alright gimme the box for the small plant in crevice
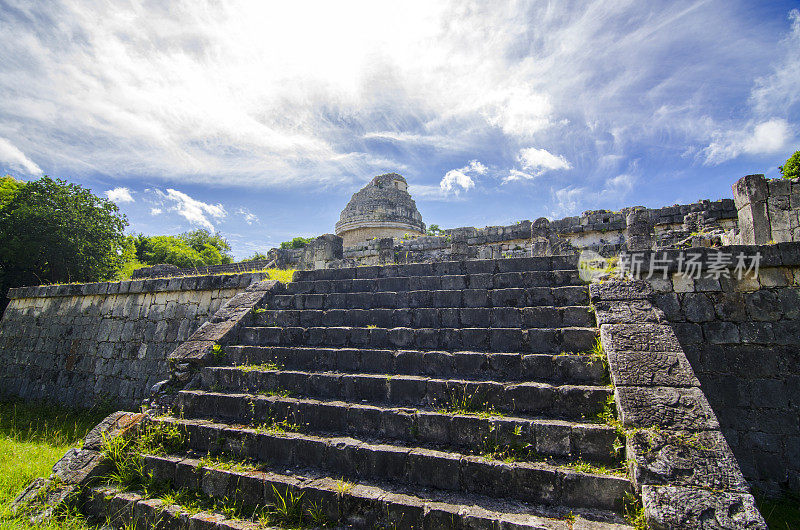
[268,485,305,526]
[436,386,503,418]
[623,491,647,529]
[478,424,536,463]
[596,394,626,462]
[335,479,355,495]
[561,458,626,477]
[237,361,282,372]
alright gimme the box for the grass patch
[435,387,503,418]
[0,399,113,528]
[560,459,626,477]
[754,489,800,529]
[266,268,296,284]
[237,362,282,372]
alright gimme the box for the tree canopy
[280,236,313,249]
[0,176,128,296]
[779,150,800,180]
[131,230,233,270]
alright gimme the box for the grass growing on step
[335,479,355,495]
[436,387,503,418]
[560,459,626,477]
[254,417,302,435]
[623,491,647,529]
[478,425,536,463]
[198,455,259,473]
[237,361,283,372]
[254,387,293,398]
[266,268,296,284]
[0,399,113,529]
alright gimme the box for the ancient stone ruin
[3,172,799,528]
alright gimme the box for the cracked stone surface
[615,386,719,430]
[606,350,700,387]
[628,429,749,492]
[642,485,766,529]
[600,324,682,354]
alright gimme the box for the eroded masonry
[3,172,798,528]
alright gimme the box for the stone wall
[628,243,800,494]
[734,173,800,244]
[0,272,266,409]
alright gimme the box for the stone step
[151,417,632,513]
[286,271,583,295]
[88,461,632,528]
[200,367,611,420]
[254,306,595,330]
[175,390,620,463]
[293,256,580,282]
[223,346,607,385]
[239,326,599,354]
[267,286,590,310]
[83,486,262,529]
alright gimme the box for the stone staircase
[87,257,635,528]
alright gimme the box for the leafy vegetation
[280,236,313,250]
[426,224,445,236]
[436,387,503,418]
[779,150,800,180]
[128,229,233,270]
[0,176,128,309]
[0,399,113,529]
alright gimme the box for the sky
[1,0,799,259]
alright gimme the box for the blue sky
[1,1,798,259]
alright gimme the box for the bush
[128,229,233,270]
[779,150,800,180]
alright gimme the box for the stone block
[615,386,719,431]
[641,485,766,530]
[600,323,681,354]
[606,349,699,387]
[589,280,653,301]
[627,429,748,492]
[702,321,740,344]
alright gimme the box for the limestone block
[642,485,766,530]
[671,273,694,293]
[628,429,748,492]
[593,300,665,325]
[606,350,699,387]
[600,323,682,354]
[615,386,719,431]
[589,280,653,301]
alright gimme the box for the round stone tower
[335,173,426,247]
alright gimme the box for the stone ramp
[89,257,634,528]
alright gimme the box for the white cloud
[105,187,134,203]
[236,207,259,225]
[154,188,226,230]
[703,118,793,165]
[150,207,163,215]
[439,160,486,195]
[519,148,572,172]
[751,9,800,116]
[0,137,41,175]
[504,169,536,183]
[550,173,637,217]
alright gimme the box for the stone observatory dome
[335,173,426,247]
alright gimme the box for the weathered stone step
[239,326,598,354]
[254,305,595,330]
[151,417,632,512]
[84,486,261,529]
[286,271,583,295]
[200,367,611,420]
[224,346,607,385]
[293,256,580,282]
[268,286,590,310]
[150,455,632,528]
[175,390,620,463]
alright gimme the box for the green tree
[0,175,25,207]
[243,252,268,261]
[129,229,233,270]
[779,150,800,180]
[0,177,128,302]
[426,224,445,236]
[280,236,313,249]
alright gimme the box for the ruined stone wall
[734,173,800,245]
[631,244,800,494]
[0,272,266,409]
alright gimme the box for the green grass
[266,268,296,284]
[0,399,113,529]
[754,490,800,529]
